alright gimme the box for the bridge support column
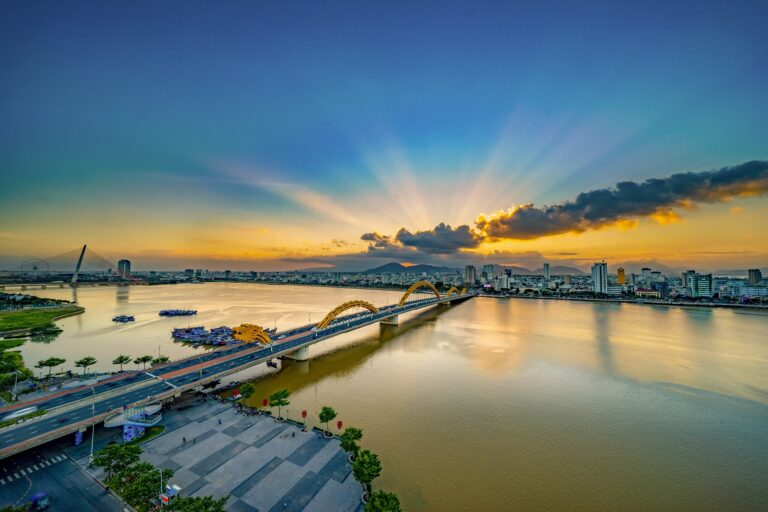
[286,346,310,361]
[380,315,399,326]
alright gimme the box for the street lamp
[88,387,96,465]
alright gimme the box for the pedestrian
[193,437,196,444]
[182,437,186,443]
[218,418,222,425]
[292,432,295,438]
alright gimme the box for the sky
[1,0,767,272]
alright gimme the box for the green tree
[268,388,290,419]
[111,461,173,511]
[151,356,170,366]
[38,356,66,377]
[365,490,401,512]
[352,449,382,492]
[75,356,97,376]
[318,406,337,436]
[168,495,229,512]
[93,443,142,479]
[134,355,153,369]
[112,354,131,372]
[238,382,255,400]
[339,426,363,458]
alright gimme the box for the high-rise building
[748,269,763,286]
[564,275,572,285]
[641,267,652,279]
[616,267,625,285]
[651,271,663,282]
[682,269,696,294]
[543,263,550,281]
[482,264,496,277]
[117,259,131,279]
[591,261,608,294]
[464,265,477,285]
[687,273,713,298]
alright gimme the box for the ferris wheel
[20,259,50,274]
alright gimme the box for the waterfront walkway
[85,394,364,512]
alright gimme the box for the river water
[16,283,768,510]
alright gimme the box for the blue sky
[1,0,767,271]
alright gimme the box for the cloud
[475,160,768,240]
[394,223,483,254]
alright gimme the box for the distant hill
[534,265,586,275]
[363,262,457,274]
[712,267,768,277]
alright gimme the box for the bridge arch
[445,287,460,296]
[232,324,272,344]
[316,300,379,329]
[398,280,442,307]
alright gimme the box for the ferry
[112,315,135,323]
[159,309,197,317]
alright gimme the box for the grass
[0,306,84,332]
[125,425,166,446]
[0,338,25,350]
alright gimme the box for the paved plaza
[85,395,364,512]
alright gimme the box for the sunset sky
[1,1,767,272]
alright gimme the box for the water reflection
[116,286,129,304]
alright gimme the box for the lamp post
[88,387,96,465]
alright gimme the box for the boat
[266,360,278,369]
[112,315,135,323]
[159,309,197,317]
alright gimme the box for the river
[16,283,768,510]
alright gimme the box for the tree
[134,355,153,369]
[151,356,170,366]
[238,382,255,400]
[340,427,363,458]
[268,389,290,419]
[365,490,401,512]
[111,461,173,511]
[38,357,66,378]
[93,443,142,479]
[168,495,229,512]
[318,406,337,435]
[112,355,131,372]
[352,449,382,492]
[75,356,97,376]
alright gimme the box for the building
[224,270,232,279]
[564,275,572,285]
[651,271,663,282]
[616,267,625,285]
[687,273,713,298]
[591,261,608,294]
[737,286,768,297]
[748,269,763,286]
[464,265,477,285]
[641,267,652,279]
[682,270,696,292]
[117,259,131,279]
[543,263,550,281]
[184,269,194,277]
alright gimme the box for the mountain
[363,262,457,274]
[500,265,534,275]
[534,265,586,275]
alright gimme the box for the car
[56,417,69,423]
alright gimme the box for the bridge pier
[285,346,310,361]
[380,315,399,326]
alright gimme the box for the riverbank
[0,306,85,337]
[479,293,768,310]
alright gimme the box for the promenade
[84,393,364,512]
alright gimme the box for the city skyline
[2,1,768,272]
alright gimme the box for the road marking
[45,460,51,466]
[19,469,26,475]
[0,477,6,484]
[13,472,19,478]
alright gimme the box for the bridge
[0,282,474,459]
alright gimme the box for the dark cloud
[394,223,482,254]
[476,160,768,240]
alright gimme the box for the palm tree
[112,355,131,372]
[74,356,97,376]
[340,427,363,459]
[39,357,66,378]
[151,356,170,366]
[318,406,337,436]
[134,355,153,369]
[268,389,290,419]
[353,449,382,495]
